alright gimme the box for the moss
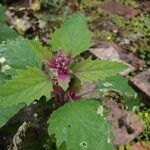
[109,12,150,65]
[136,107,150,142]
[80,0,150,66]
[115,0,138,7]
[119,144,131,150]
[94,30,115,41]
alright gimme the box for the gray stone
[130,69,150,104]
[78,81,100,99]
[90,41,135,76]
[90,47,120,60]
[106,99,145,146]
[102,1,141,19]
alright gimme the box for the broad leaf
[1,38,42,73]
[48,99,115,150]
[0,103,25,128]
[0,5,18,43]
[0,67,52,107]
[0,73,9,85]
[51,13,92,56]
[71,58,127,82]
[97,75,140,111]
[31,40,52,64]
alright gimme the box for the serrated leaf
[97,75,140,111]
[51,13,92,56]
[1,38,42,72]
[0,103,25,128]
[0,38,42,78]
[48,99,115,150]
[0,5,18,43]
[30,40,52,64]
[0,67,52,107]
[70,58,127,82]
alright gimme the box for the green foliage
[1,38,42,72]
[0,5,18,43]
[0,103,25,128]
[97,75,140,111]
[51,13,92,57]
[115,0,137,6]
[0,67,52,107]
[136,107,150,142]
[30,40,52,64]
[127,13,150,36]
[110,12,150,65]
[94,30,115,41]
[0,11,145,150]
[0,73,9,85]
[48,99,115,150]
[109,15,126,29]
[140,48,150,65]
[70,58,127,82]
[110,11,150,34]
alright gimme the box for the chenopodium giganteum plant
[0,12,131,149]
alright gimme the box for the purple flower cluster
[48,50,71,80]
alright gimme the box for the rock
[90,47,120,60]
[90,41,135,76]
[116,33,143,48]
[130,69,150,105]
[119,52,145,72]
[5,7,47,38]
[106,99,145,146]
[5,8,34,35]
[102,1,140,19]
[138,0,150,13]
[3,0,41,11]
[78,81,100,99]
[91,19,118,32]
[91,40,145,71]
[29,0,41,11]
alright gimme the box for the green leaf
[51,12,92,56]
[58,77,70,91]
[48,99,115,150]
[0,73,9,85]
[1,38,42,72]
[0,103,25,128]
[0,5,18,43]
[70,58,127,82]
[97,75,140,111]
[0,67,52,107]
[30,40,52,64]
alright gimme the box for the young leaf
[70,58,127,82]
[48,99,115,150]
[97,75,140,111]
[1,38,42,71]
[0,67,52,107]
[30,40,52,64]
[0,103,25,128]
[0,5,18,43]
[51,13,92,56]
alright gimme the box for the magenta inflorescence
[48,49,71,80]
